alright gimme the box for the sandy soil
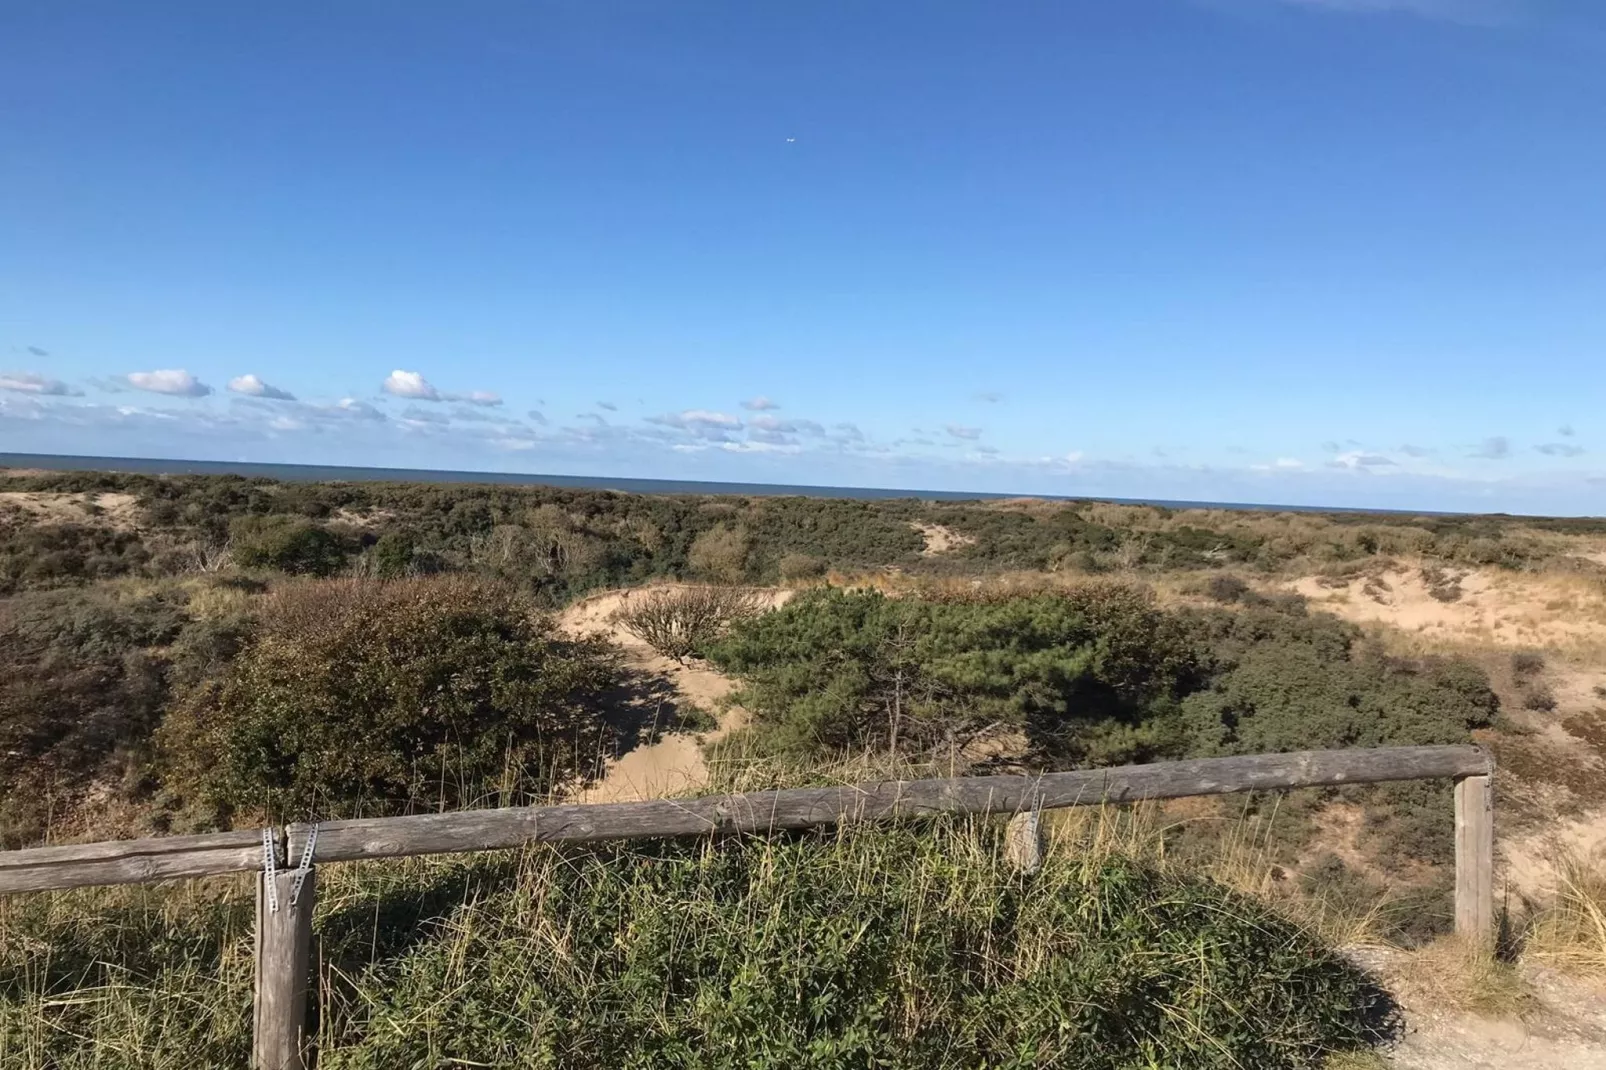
[910,521,975,556]
[1292,566,1606,651]
[558,585,791,803]
[0,490,141,529]
[1352,946,1606,1069]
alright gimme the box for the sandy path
[558,586,791,803]
[1351,947,1606,1069]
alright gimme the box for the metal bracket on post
[288,824,317,909]
[254,825,316,1070]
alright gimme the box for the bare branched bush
[615,586,763,663]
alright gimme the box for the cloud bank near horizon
[1,362,1599,515]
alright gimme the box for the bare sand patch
[1291,565,1606,651]
[910,521,975,557]
[0,491,141,529]
[559,585,790,803]
[331,507,393,528]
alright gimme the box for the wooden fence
[0,744,1495,1070]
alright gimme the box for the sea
[0,452,1445,516]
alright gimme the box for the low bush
[1520,683,1558,713]
[708,584,1204,762]
[0,586,190,846]
[1511,651,1546,677]
[615,585,764,664]
[230,515,351,576]
[709,587,1498,788]
[158,577,615,822]
[1204,573,1252,603]
[687,523,751,583]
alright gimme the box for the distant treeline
[3,469,1600,599]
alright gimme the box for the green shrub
[0,520,151,593]
[708,585,1203,763]
[369,532,415,578]
[1511,651,1545,677]
[777,551,827,581]
[1178,607,1498,758]
[230,515,350,576]
[1204,574,1251,603]
[0,586,189,846]
[158,577,615,821]
[687,524,751,583]
[708,588,1496,787]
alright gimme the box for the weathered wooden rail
[0,744,1496,1070]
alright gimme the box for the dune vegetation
[5,467,1606,1066]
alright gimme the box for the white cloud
[683,409,740,427]
[383,369,440,400]
[721,440,801,454]
[1398,444,1434,457]
[382,369,499,406]
[646,409,743,439]
[227,374,295,401]
[1031,452,1086,472]
[332,397,383,420]
[0,371,79,396]
[741,396,779,411]
[492,437,538,451]
[1253,457,1306,471]
[749,415,826,436]
[267,414,307,432]
[945,424,982,441]
[127,369,211,397]
[1330,451,1397,469]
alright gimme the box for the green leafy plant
[158,576,615,821]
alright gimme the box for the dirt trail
[1353,947,1606,1069]
[558,585,791,803]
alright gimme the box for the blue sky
[3,1,1604,513]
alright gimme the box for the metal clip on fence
[261,827,280,914]
[289,824,317,909]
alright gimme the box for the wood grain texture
[1454,774,1495,943]
[1005,811,1044,874]
[288,745,1492,864]
[0,829,270,895]
[254,869,315,1070]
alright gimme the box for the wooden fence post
[1005,811,1044,874]
[1453,774,1494,945]
[254,868,316,1070]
